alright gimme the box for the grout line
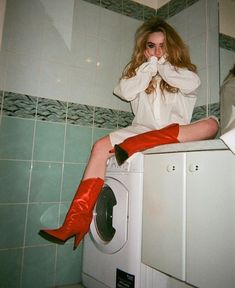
[52,101,69,287]
[19,97,38,288]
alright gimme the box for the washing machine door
[89,176,128,254]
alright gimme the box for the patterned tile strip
[81,0,201,25]
[209,102,220,122]
[143,5,156,21]
[186,0,198,7]
[156,0,199,20]
[219,33,235,52]
[101,0,123,14]
[2,92,37,119]
[156,3,169,19]
[118,110,134,128]
[122,0,144,20]
[1,90,217,128]
[36,97,67,123]
[191,102,220,123]
[94,106,119,129]
[169,0,186,18]
[67,103,94,126]
[1,90,133,129]
[191,105,207,122]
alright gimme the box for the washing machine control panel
[107,157,130,172]
[107,153,144,173]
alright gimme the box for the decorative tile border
[1,91,219,129]
[219,33,235,52]
[157,0,199,19]
[100,0,123,14]
[83,0,200,22]
[37,98,67,122]
[118,110,134,128]
[0,91,133,130]
[67,103,94,126]
[191,102,220,122]
[122,0,144,20]
[191,105,207,122]
[94,106,119,129]
[2,92,37,119]
[209,102,220,121]
[169,0,186,18]
[83,0,156,21]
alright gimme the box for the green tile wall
[0,90,133,287]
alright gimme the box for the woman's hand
[144,49,154,61]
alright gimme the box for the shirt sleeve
[157,59,201,96]
[113,56,158,101]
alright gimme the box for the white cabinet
[142,150,235,288]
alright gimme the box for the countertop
[143,139,228,154]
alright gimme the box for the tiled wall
[0,0,219,111]
[0,0,148,112]
[0,0,220,287]
[0,90,133,288]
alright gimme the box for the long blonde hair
[122,17,197,94]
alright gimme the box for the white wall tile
[75,0,101,36]
[5,52,40,96]
[68,65,95,104]
[208,27,219,67]
[209,64,220,104]
[0,51,7,90]
[208,0,219,29]
[197,68,208,107]
[0,0,220,111]
[5,0,44,56]
[99,8,122,42]
[41,19,73,65]
[187,1,206,40]
[39,60,69,101]
[188,33,207,70]
[167,10,187,43]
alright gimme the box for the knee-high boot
[113,123,179,165]
[40,177,104,249]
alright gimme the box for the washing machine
[82,152,144,288]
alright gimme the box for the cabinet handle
[166,164,176,172]
[188,164,199,172]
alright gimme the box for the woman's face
[145,31,166,60]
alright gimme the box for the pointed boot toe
[114,144,129,165]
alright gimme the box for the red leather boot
[40,177,104,249]
[113,123,179,165]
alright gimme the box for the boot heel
[74,232,85,250]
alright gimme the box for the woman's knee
[91,136,112,157]
[204,117,219,138]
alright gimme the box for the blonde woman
[40,17,218,249]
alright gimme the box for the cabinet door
[186,150,235,288]
[142,153,186,280]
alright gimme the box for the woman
[40,17,218,249]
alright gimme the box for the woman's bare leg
[178,117,219,143]
[83,135,113,180]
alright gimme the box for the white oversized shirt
[114,56,200,130]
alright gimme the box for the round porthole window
[94,185,117,242]
[89,177,128,254]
